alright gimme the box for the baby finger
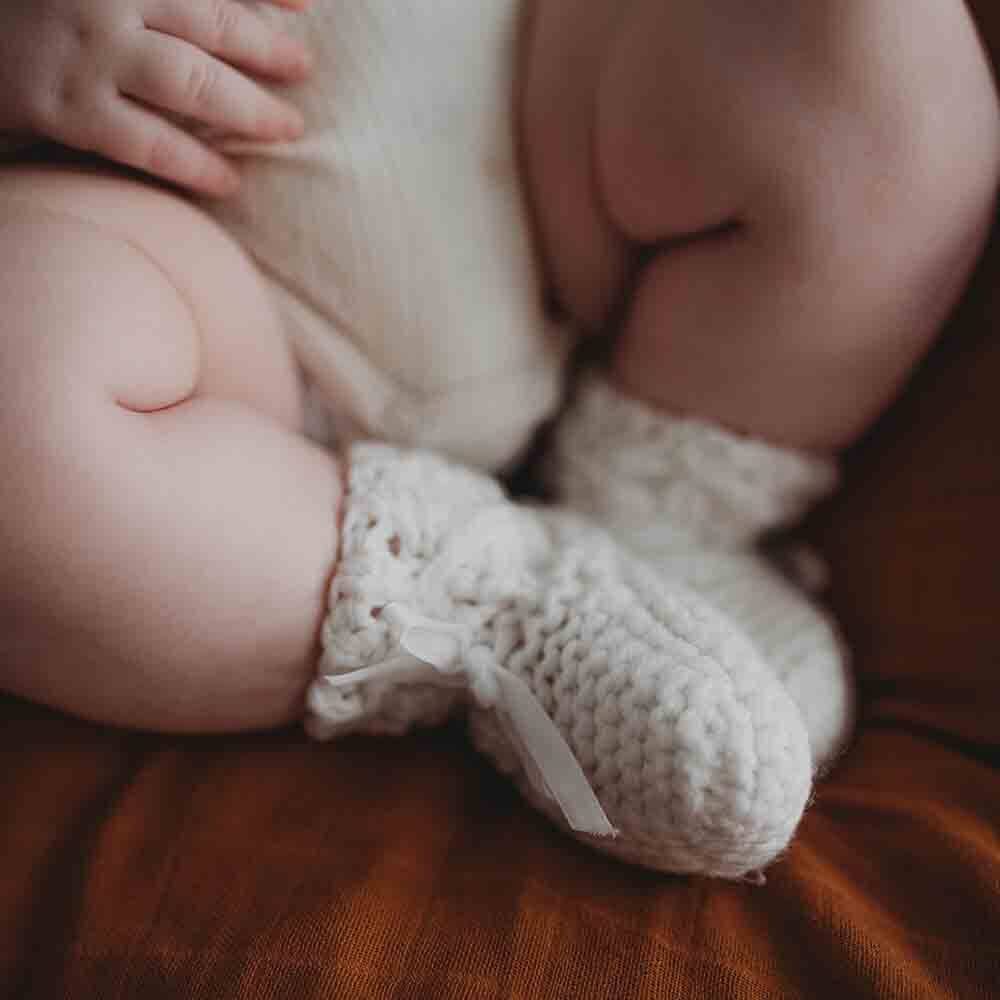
[120,31,304,141]
[86,96,241,196]
[143,0,312,81]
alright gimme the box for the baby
[0,0,997,878]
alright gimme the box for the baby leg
[529,0,999,776]
[524,0,1000,450]
[0,169,340,733]
[598,0,1000,450]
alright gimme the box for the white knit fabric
[307,439,820,878]
[550,376,854,769]
[553,375,840,552]
[307,444,520,739]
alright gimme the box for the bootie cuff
[551,374,839,552]
[305,443,507,740]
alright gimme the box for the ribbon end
[494,671,618,841]
[586,822,620,840]
[564,810,619,840]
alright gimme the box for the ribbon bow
[320,603,617,839]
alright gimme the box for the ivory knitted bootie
[550,375,854,770]
[306,442,816,878]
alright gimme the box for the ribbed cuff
[549,374,839,553]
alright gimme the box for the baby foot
[307,443,815,878]
[550,374,854,770]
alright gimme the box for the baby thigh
[0,171,340,732]
[596,0,1000,450]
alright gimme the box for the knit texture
[307,442,816,878]
[552,375,839,552]
[306,444,518,739]
[550,375,854,768]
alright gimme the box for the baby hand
[0,0,313,196]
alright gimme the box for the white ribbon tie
[321,603,617,839]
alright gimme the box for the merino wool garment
[202,0,571,470]
[306,377,848,878]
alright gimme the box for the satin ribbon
[320,603,617,839]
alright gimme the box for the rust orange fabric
[2,7,1000,997]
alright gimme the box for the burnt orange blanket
[3,11,999,1000]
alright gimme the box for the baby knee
[0,209,200,418]
[594,1,999,253]
[776,1,999,284]
[0,210,198,585]
[0,208,196,704]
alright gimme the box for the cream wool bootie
[306,441,822,878]
[550,375,854,771]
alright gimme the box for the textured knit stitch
[306,443,517,739]
[552,374,839,552]
[548,375,853,768]
[307,441,817,878]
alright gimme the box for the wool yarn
[307,379,852,875]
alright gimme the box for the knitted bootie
[306,442,816,878]
[549,374,854,771]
